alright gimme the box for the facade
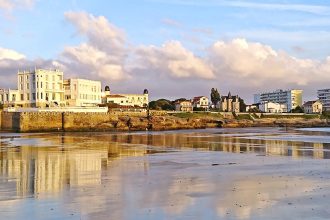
[254,89,303,112]
[303,100,323,114]
[175,100,193,112]
[217,92,240,113]
[246,104,259,112]
[0,89,19,107]
[102,87,149,108]
[64,78,102,107]
[192,96,209,110]
[17,69,65,107]
[317,89,330,111]
[259,102,287,113]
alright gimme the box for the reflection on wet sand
[0,128,330,219]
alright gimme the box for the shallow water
[1,127,330,219]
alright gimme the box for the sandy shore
[1,151,330,219]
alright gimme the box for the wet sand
[1,128,330,219]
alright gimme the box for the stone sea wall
[0,111,329,132]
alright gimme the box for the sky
[1,0,330,102]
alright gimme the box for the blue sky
[1,0,330,101]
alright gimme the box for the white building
[259,102,287,113]
[254,89,302,112]
[303,100,323,114]
[175,100,193,112]
[64,79,102,107]
[192,96,209,110]
[317,89,330,111]
[102,87,149,108]
[17,69,65,107]
[0,89,19,107]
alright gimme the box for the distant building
[0,89,19,107]
[102,87,149,108]
[175,100,193,112]
[192,96,209,110]
[317,89,330,111]
[303,100,323,114]
[254,89,302,112]
[259,102,287,113]
[246,104,260,112]
[64,78,102,107]
[217,92,240,113]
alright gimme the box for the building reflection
[0,135,151,198]
[0,131,329,199]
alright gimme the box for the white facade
[0,89,19,107]
[303,100,323,114]
[17,69,65,107]
[175,101,193,112]
[102,89,149,108]
[254,89,302,112]
[64,79,102,107]
[318,89,330,111]
[192,96,209,109]
[259,102,287,113]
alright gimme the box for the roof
[106,94,126,98]
[303,100,321,106]
[176,100,192,104]
[192,96,207,101]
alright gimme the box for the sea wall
[0,111,329,133]
[1,111,20,131]
[19,112,63,132]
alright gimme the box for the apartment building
[254,89,303,112]
[64,79,102,107]
[317,89,330,111]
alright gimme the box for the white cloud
[0,47,25,60]
[150,0,330,15]
[0,0,35,11]
[61,11,129,82]
[134,41,215,79]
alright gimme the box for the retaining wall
[19,112,63,132]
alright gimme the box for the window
[27,83,29,90]
[21,94,24,101]
[12,94,16,101]
[32,93,36,100]
[46,82,48,89]
[27,93,30,101]
[53,83,55,89]
[40,93,43,99]
[41,82,43,88]
[37,93,39,99]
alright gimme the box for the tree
[238,97,247,112]
[210,88,221,106]
[291,106,304,113]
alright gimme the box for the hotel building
[17,69,65,107]
[64,79,102,107]
[254,89,303,112]
[317,89,330,111]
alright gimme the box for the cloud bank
[1,11,330,102]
